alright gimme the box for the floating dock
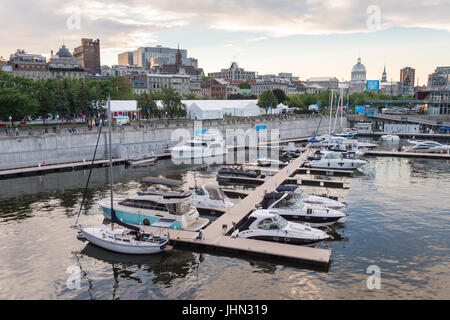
[142,150,332,268]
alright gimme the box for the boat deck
[364,150,450,159]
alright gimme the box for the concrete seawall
[0,116,347,170]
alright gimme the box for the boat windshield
[324,153,341,160]
[272,214,289,228]
[177,202,191,214]
[274,195,303,209]
[205,186,226,200]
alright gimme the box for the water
[0,147,449,299]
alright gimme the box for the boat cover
[141,177,183,187]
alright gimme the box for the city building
[146,73,190,96]
[427,66,450,88]
[208,62,257,81]
[129,73,148,95]
[118,51,134,66]
[152,47,204,80]
[210,78,228,99]
[9,49,49,80]
[415,88,450,115]
[350,57,367,93]
[132,45,197,69]
[400,67,415,87]
[73,38,101,75]
[48,45,85,79]
[250,82,289,97]
[379,81,404,96]
[306,77,339,90]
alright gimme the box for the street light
[8,116,12,133]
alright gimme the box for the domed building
[351,57,366,83]
[48,44,85,79]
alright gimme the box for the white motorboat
[257,158,288,167]
[403,140,450,153]
[275,185,345,210]
[261,190,346,226]
[99,177,209,231]
[380,134,400,142]
[188,184,234,209]
[127,155,157,167]
[81,226,168,254]
[308,151,367,170]
[231,210,329,245]
[324,144,365,159]
[78,97,169,255]
[171,132,227,160]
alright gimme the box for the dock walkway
[364,150,450,159]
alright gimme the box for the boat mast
[107,96,114,230]
[329,89,334,134]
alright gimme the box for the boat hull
[82,228,167,254]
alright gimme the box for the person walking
[44,126,48,134]
[4,127,8,136]
[15,127,19,136]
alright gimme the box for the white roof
[110,100,137,112]
[156,99,258,111]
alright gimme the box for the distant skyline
[1,0,450,85]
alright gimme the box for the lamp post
[56,115,59,130]
[8,116,12,134]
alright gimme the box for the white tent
[185,100,260,120]
[110,100,137,113]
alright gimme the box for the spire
[175,43,182,67]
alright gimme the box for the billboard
[366,80,380,91]
[355,105,365,114]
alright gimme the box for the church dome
[55,45,73,58]
[351,57,366,73]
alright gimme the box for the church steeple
[381,64,387,82]
[175,43,182,68]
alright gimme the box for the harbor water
[0,142,449,299]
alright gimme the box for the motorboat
[78,97,169,255]
[188,184,234,210]
[230,210,329,245]
[170,132,227,160]
[334,129,357,138]
[324,144,365,159]
[403,140,450,153]
[257,158,288,167]
[81,226,169,254]
[380,134,400,142]
[308,151,367,170]
[261,190,346,226]
[99,177,209,231]
[275,185,345,210]
[217,166,261,178]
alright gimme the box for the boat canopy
[275,185,298,192]
[141,177,183,187]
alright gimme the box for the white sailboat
[77,97,169,254]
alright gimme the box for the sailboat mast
[329,89,334,134]
[107,96,114,230]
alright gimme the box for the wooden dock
[364,150,450,159]
[0,158,128,180]
[141,150,332,267]
[245,164,354,177]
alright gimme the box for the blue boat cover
[308,137,321,143]
[275,185,298,192]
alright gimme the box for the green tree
[272,89,287,104]
[257,90,278,115]
[239,81,251,89]
[137,92,158,120]
[0,87,38,121]
[161,87,186,118]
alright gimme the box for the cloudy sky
[1,0,449,84]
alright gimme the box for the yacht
[217,166,261,182]
[188,184,234,210]
[261,190,346,226]
[308,151,367,170]
[324,144,365,159]
[257,158,288,167]
[403,140,450,153]
[275,185,345,209]
[380,134,400,142]
[231,210,329,245]
[99,177,209,231]
[171,132,227,160]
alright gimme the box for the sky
[1,0,449,85]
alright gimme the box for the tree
[137,92,157,120]
[0,87,38,121]
[272,89,287,104]
[239,81,251,89]
[257,90,278,115]
[161,87,186,118]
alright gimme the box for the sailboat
[77,97,169,254]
